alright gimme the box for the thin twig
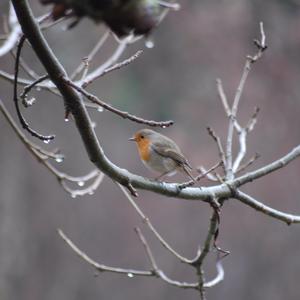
[204,257,225,288]
[82,50,143,87]
[207,127,227,171]
[245,106,260,133]
[216,78,242,132]
[60,172,104,198]
[0,99,103,197]
[234,190,300,225]
[59,227,198,289]
[0,69,48,86]
[20,74,49,106]
[158,1,181,10]
[232,129,247,172]
[232,106,260,172]
[79,58,90,81]
[232,145,300,189]
[134,227,159,271]
[226,23,267,180]
[65,78,174,128]
[236,153,260,174]
[117,183,192,263]
[13,35,54,141]
[0,99,59,159]
[79,37,129,87]
[10,50,40,79]
[197,166,219,182]
[134,227,198,289]
[58,229,153,276]
[0,3,21,57]
[216,78,231,117]
[178,161,222,189]
[70,31,110,80]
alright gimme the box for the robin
[129,129,196,181]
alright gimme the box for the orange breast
[137,138,151,161]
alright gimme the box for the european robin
[129,129,196,181]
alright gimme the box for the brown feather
[152,144,190,166]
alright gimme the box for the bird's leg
[155,169,176,181]
[182,165,197,182]
[155,171,170,181]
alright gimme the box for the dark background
[1,0,300,299]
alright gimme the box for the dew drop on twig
[78,181,85,187]
[145,38,154,49]
[55,156,64,163]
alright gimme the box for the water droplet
[97,107,103,112]
[71,193,77,199]
[91,122,97,129]
[78,181,85,187]
[145,39,154,49]
[43,139,51,144]
[127,273,134,278]
[27,97,36,106]
[162,125,166,129]
[64,118,69,122]
[55,156,64,163]
[36,87,41,92]
[88,191,94,196]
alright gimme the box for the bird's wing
[151,143,192,169]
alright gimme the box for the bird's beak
[128,136,136,142]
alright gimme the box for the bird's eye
[140,135,144,139]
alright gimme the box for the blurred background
[1,0,300,299]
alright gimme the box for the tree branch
[117,183,192,263]
[58,229,153,277]
[64,78,174,128]
[0,98,103,197]
[225,22,267,180]
[234,191,300,225]
[134,227,198,290]
[10,1,300,213]
[232,145,300,188]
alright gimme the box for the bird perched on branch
[129,129,196,181]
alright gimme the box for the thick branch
[191,210,219,267]
[10,1,300,213]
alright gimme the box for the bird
[40,0,161,37]
[129,129,196,181]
